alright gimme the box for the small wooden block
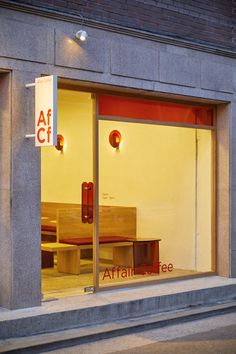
[57,249,81,275]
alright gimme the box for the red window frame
[98,95,214,127]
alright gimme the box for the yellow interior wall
[99,121,197,269]
[41,90,93,203]
[196,129,212,271]
[99,122,212,271]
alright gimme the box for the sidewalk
[0,276,236,341]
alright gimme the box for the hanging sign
[35,75,57,147]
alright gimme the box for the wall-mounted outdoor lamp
[55,134,64,151]
[109,130,121,149]
[75,14,88,42]
[75,30,88,42]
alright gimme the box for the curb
[1,300,236,353]
[1,283,236,340]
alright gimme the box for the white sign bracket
[25,134,36,138]
[25,83,36,88]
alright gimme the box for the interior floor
[42,259,201,301]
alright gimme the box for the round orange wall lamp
[55,134,64,151]
[109,130,121,149]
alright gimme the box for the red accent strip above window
[98,95,214,126]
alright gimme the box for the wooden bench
[41,203,136,274]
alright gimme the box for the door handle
[82,182,94,224]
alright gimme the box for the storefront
[0,3,235,309]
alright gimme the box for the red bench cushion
[41,225,56,232]
[61,236,130,245]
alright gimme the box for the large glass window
[98,96,214,288]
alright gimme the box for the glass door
[41,89,95,299]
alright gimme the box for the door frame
[95,93,217,291]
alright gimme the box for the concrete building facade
[0,0,236,310]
